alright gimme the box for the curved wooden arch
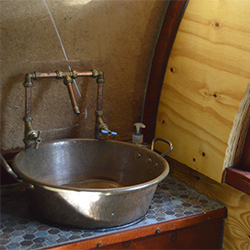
[142,0,189,143]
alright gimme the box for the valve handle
[35,131,42,149]
[102,129,117,136]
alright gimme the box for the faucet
[22,69,116,148]
[91,69,117,139]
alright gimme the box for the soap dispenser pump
[132,122,149,148]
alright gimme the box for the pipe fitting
[23,72,41,87]
[56,70,64,79]
[23,73,33,88]
[23,116,33,123]
[22,68,114,146]
[70,70,78,79]
[91,69,105,84]
[91,69,99,78]
[33,71,41,80]
[94,110,117,138]
[23,116,33,135]
[56,70,78,80]
[95,110,107,138]
[63,74,73,85]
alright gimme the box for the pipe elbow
[23,73,33,87]
[23,72,40,87]
[91,69,105,84]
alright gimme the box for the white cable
[43,0,82,97]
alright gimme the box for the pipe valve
[101,129,117,136]
[22,69,117,148]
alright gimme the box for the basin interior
[14,139,168,189]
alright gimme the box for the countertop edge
[44,207,227,250]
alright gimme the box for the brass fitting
[22,68,114,147]
[71,70,78,79]
[56,70,78,80]
[56,70,64,79]
[23,116,33,137]
[23,116,42,148]
[63,74,73,85]
[94,110,108,139]
[91,69,105,84]
[23,72,41,87]
[94,110,117,138]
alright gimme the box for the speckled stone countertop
[0,176,225,250]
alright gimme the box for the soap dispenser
[132,122,150,148]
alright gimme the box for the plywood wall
[167,158,250,250]
[155,0,250,182]
[0,0,169,151]
[155,1,250,249]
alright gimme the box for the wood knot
[211,20,222,30]
[191,173,200,180]
[170,67,175,73]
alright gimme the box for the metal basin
[4,139,170,229]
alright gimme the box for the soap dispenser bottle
[132,122,150,148]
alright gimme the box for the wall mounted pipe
[22,69,109,148]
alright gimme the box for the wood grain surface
[44,207,226,250]
[155,0,250,182]
[167,157,250,250]
[224,83,250,174]
[142,0,189,144]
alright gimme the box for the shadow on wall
[0,0,169,151]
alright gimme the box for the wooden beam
[142,0,189,143]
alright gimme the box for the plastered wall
[0,0,169,151]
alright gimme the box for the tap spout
[63,74,80,115]
[94,110,117,139]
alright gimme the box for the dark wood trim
[239,121,250,171]
[98,218,225,250]
[225,167,250,195]
[225,120,250,195]
[142,0,189,143]
[44,208,226,250]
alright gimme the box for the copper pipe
[97,83,103,111]
[39,72,57,78]
[39,71,92,78]
[22,69,105,147]
[67,82,80,115]
[25,87,32,118]
[77,71,93,77]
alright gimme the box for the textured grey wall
[0,0,169,150]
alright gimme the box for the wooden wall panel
[155,0,250,182]
[167,158,250,250]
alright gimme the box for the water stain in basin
[61,179,123,189]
